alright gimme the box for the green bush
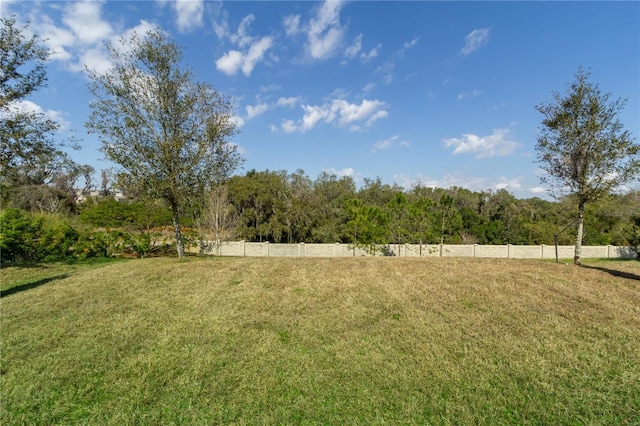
[35,213,79,261]
[0,208,41,263]
[74,229,127,259]
[1,209,129,264]
[630,215,640,259]
[79,199,172,229]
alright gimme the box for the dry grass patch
[1,257,639,424]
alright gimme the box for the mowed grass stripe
[1,257,639,424]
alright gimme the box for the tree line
[212,169,640,250]
[1,17,638,262]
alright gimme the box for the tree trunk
[353,229,357,257]
[171,201,186,258]
[574,201,585,265]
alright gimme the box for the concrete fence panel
[441,245,475,257]
[474,245,509,258]
[510,245,543,259]
[580,246,609,259]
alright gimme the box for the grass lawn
[1,257,639,424]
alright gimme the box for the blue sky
[4,0,639,198]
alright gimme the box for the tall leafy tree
[408,196,434,253]
[309,172,355,243]
[386,191,410,255]
[535,69,639,264]
[86,28,242,257]
[345,199,388,255]
[1,16,91,210]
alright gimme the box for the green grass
[1,257,639,424]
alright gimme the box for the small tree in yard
[196,184,239,256]
[535,68,639,265]
[86,28,242,257]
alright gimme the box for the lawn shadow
[1,274,69,298]
[581,265,640,282]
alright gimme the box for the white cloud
[212,7,231,39]
[365,110,388,127]
[393,173,522,193]
[404,38,419,50]
[457,90,482,100]
[72,46,112,73]
[34,17,75,61]
[334,99,384,127]
[7,100,70,130]
[283,14,301,36]
[300,104,328,131]
[276,97,300,107]
[323,167,354,177]
[345,34,362,58]
[308,0,344,59]
[230,115,245,128]
[230,14,255,48]
[443,128,520,158]
[371,135,410,153]
[215,14,273,77]
[62,1,113,45]
[118,20,157,47]
[244,96,300,121]
[495,178,522,191]
[29,2,157,74]
[281,119,298,133]
[216,36,273,77]
[307,0,346,60]
[260,84,282,93]
[372,139,393,153]
[242,36,273,75]
[174,0,203,33]
[360,44,380,63]
[362,82,377,94]
[245,103,270,120]
[278,98,388,133]
[283,1,351,62]
[529,186,547,194]
[461,28,491,55]
[375,61,394,84]
[216,50,244,75]
[394,37,419,59]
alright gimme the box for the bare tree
[196,185,239,256]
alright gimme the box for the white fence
[198,242,637,259]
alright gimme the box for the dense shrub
[1,209,129,264]
[1,209,78,263]
[0,208,40,263]
[79,199,172,229]
[630,215,640,259]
